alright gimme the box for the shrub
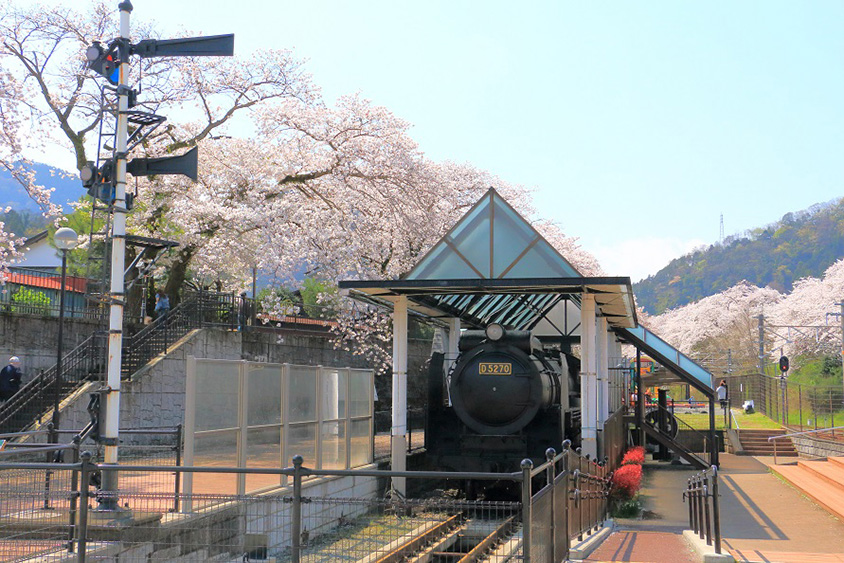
[621,446,646,466]
[11,287,52,314]
[611,497,642,519]
[611,463,642,501]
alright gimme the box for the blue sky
[42,1,844,281]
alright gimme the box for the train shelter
[339,188,717,493]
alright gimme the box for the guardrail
[768,425,844,465]
[684,465,722,555]
[0,439,610,562]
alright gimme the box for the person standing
[716,379,728,407]
[154,289,170,320]
[0,356,23,402]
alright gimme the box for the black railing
[684,465,722,555]
[0,289,323,435]
[641,403,711,468]
[0,333,107,434]
[0,290,246,434]
[1,267,103,319]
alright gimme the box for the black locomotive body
[425,325,581,481]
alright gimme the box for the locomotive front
[449,327,560,436]
[425,323,581,484]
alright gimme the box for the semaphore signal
[81,0,233,512]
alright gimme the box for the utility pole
[82,0,233,511]
[757,314,765,375]
[98,0,133,511]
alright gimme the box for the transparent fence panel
[289,366,318,423]
[288,423,317,468]
[187,359,374,492]
[350,369,372,417]
[247,363,283,427]
[247,426,283,492]
[195,360,240,432]
[191,431,239,495]
[350,418,372,468]
[321,368,347,421]
[321,421,347,470]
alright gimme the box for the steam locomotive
[425,323,582,492]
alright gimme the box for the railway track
[366,513,521,563]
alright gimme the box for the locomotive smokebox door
[449,336,555,435]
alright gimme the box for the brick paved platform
[584,530,698,562]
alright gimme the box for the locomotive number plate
[479,362,512,375]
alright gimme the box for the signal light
[80,160,116,204]
[80,161,98,188]
[86,41,120,84]
[779,356,789,373]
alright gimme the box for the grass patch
[610,497,642,519]
[675,410,783,430]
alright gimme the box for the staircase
[770,457,844,521]
[0,291,239,435]
[737,429,797,457]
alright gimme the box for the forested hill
[634,198,844,315]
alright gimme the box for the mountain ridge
[634,197,844,315]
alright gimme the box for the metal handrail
[768,425,844,465]
[767,425,844,441]
[684,465,721,555]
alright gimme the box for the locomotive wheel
[644,407,679,439]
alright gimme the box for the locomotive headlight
[485,323,505,341]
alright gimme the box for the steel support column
[391,296,408,495]
[580,293,598,458]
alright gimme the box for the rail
[768,425,844,465]
[642,403,712,468]
[0,332,107,433]
[684,465,722,555]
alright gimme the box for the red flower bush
[621,446,645,466]
[611,463,642,501]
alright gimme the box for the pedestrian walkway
[719,454,844,562]
[583,453,844,562]
[584,530,699,562]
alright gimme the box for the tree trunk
[164,245,196,306]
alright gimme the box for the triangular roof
[340,188,638,332]
[405,188,581,280]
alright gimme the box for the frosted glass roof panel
[405,188,581,282]
[449,204,491,278]
[411,244,481,280]
[492,197,536,277]
[504,239,580,278]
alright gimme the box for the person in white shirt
[716,380,728,407]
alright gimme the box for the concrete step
[798,460,844,493]
[740,438,795,446]
[771,463,844,521]
[741,440,795,451]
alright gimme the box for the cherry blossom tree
[0,0,314,278]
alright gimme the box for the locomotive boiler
[425,323,581,488]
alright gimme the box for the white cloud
[587,236,708,283]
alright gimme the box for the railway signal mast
[83,0,233,510]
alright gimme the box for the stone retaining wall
[792,435,844,458]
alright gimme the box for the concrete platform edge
[568,520,613,560]
[682,530,735,563]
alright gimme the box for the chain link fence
[0,441,611,562]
